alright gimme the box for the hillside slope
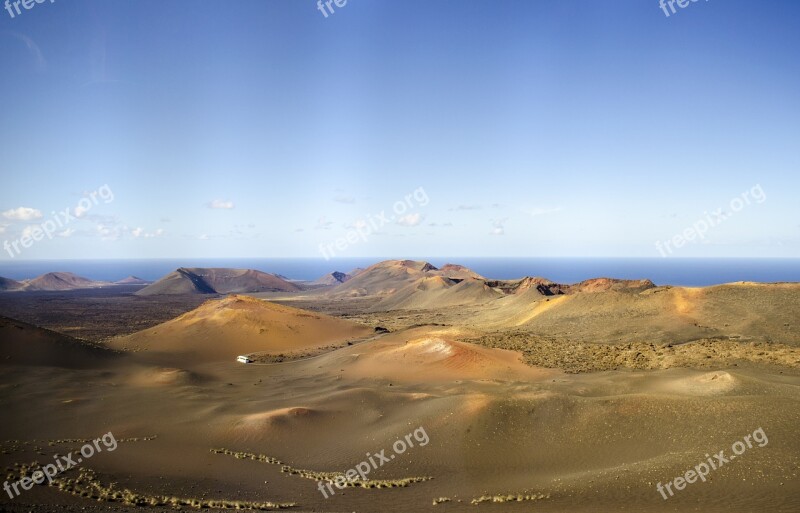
[110,295,373,362]
[136,268,301,295]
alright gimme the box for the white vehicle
[236,355,253,364]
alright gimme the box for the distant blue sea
[0,258,799,287]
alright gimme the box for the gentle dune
[109,294,373,363]
[127,366,201,387]
[0,315,119,368]
[659,371,738,396]
[316,327,559,383]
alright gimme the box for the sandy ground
[2,281,800,512]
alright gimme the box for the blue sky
[1,0,798,260]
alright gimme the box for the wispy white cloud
[397,213,424,227]
[21,225,36,239]
[3,207,42,221]
[208,199,235,209]
[96,223,121,240]
[132,227,165,238]
[450,204,482,211]
[334,195,356,204]
[316,217,334,230]
[74,204,90,218]
[3,32,46,72]
[2,207,43,221]
[489,218,508,235]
